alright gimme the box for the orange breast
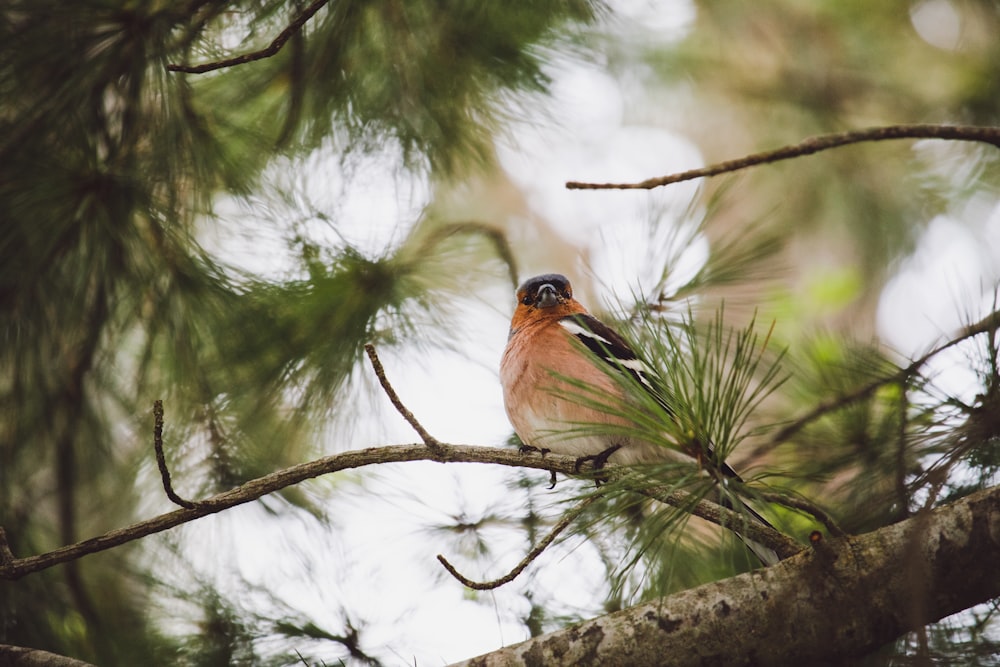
[500,319,632,457]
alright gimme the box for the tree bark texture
[455,485,1000,666]
[0,645,97,667]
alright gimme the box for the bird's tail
[719,491,781,566]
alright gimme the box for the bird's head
[509,273,587,334]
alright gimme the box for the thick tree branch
[566,124,1000,190]
[454,484,1000,667]
[0,644,97,667]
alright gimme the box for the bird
[499,273,781,565]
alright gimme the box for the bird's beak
[536,284,560,308]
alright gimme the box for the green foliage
[182,0,603,171]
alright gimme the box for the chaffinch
[500,273,780,565]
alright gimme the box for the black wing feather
[561,314,670,413]
[561,315,779,563]
[561,314,749,480]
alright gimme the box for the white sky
[175,0,1000,663]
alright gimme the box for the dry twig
[437,495,600,590]
[168,0,330,74]
[364,343,444,453]
[566,124,1000,190]
[152,400,203,510]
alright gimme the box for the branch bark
[0,445,797,580]
[453,484,1000,667]
[0,644,97,667]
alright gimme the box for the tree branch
[454,484,1000,667]
[566,124,1000,190]
[755,490,846,538]
[167,0,330,74]
[632,483,803,560]
[0,445,799,581]
[0,644,97,667]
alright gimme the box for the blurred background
[2,0,1000,664]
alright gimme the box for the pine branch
[167,0,331,74]
[0,443,797,581]
[1,333,805,581]
[566,124,1000,190]
[749,307,1000,460]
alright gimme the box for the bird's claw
[519,444,550,457]
[573,445,622,486]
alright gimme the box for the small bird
[500,273,780,565]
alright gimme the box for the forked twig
[437,495,600,590]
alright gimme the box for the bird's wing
[558,313,747,480]
[558,314,665,402]
[560,314,780,565]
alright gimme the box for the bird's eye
[521,295,532,305]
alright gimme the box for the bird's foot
[518,444,558,488]
[519,444,551,457]
[574,445,622,485]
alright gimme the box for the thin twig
[566,125,1000,190]
[167,0,330,74]
[751,308,1000,458]
[437,495,600,590]
[152,401,203,510]
[634,484,803,560]
[755,491,846,538]
[417,222,520,290]
[364,343,444,452]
